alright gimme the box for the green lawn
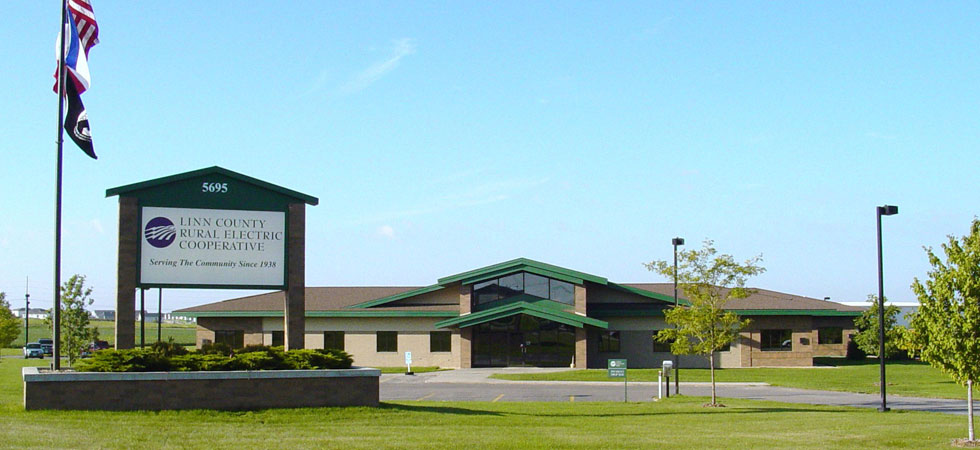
[7,319,197,348]
[0,359,972,448]
[0,356,970,448]
[491,358,972,400]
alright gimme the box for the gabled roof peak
[436,257,608,286]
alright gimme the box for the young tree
[907,219,980,443]
[645,240,765,406]
[0,292,22,358]
[852,294,904,359]
[46,275,98,367]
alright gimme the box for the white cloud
[340,38,417,95]
[377,225,396,239]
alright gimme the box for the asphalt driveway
[379,368,978,415]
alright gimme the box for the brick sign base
[23,367,380,411]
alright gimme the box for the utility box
[662,360,673,372]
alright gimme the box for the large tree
[0,292,22,356]
[46,275,98,367]
[852,294,904,359]
[907,219,980,443]
[645,240,765,406]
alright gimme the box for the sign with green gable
[107,166,317,289]
[106,166,317,350]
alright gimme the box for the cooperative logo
[144,217,176,248]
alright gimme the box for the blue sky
[2,2,979,312]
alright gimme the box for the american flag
[69,0,99,56]
[54,0,99,94]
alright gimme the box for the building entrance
[471,315,576,367]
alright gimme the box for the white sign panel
[140,206,286,287]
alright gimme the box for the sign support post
[608,359,627,402]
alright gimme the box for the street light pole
[24,277,30,346]
[876,204,898,412]
[672,237,684,395]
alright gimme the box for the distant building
[92,310,115,321]
[12,308,49,320]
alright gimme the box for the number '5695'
[202,182,228,193]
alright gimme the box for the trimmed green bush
[75,346,353,372]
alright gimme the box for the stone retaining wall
[23,367,380,411]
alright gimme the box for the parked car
[80,340,110,358]
[23,343,44,359]
[38,338,53,356]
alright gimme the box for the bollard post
[658,370,663,400]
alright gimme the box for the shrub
[77,348,172,372]
[76,345,353,372]
[200,342,233,356]
[151,338,189,357]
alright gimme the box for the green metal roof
[178,310,457,318]
[607,282,687,305]
[348,284,446,309]
[434,300,608,329]
[106,166,319,205]
[437,258,608,286]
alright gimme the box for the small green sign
[608,359,627,378]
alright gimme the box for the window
[377,331,397,352]
[598,331,620,353]
[524,273,550,298]
[214,330,244,349]
[270,331,284,347]
[718,342,731,352]
[550,279,575,305]
[818,327,843,345]
[653,333,674,353]
[761,329,793,351]
[471,272,579,306]
[498,273,524,297]
[430,331,451,352]
[324,331,344,351]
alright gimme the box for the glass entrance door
[471,315,576,367]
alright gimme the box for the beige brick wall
[740,315,814,367]
[197,317,264,347]
[256,316,462,368]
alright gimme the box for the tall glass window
[472,272,578,306]
[498,273,524,297]
[524,273,550,299]
[550,280,575,304]
[473,280,499,304]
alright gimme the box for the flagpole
[53,0,68,371]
